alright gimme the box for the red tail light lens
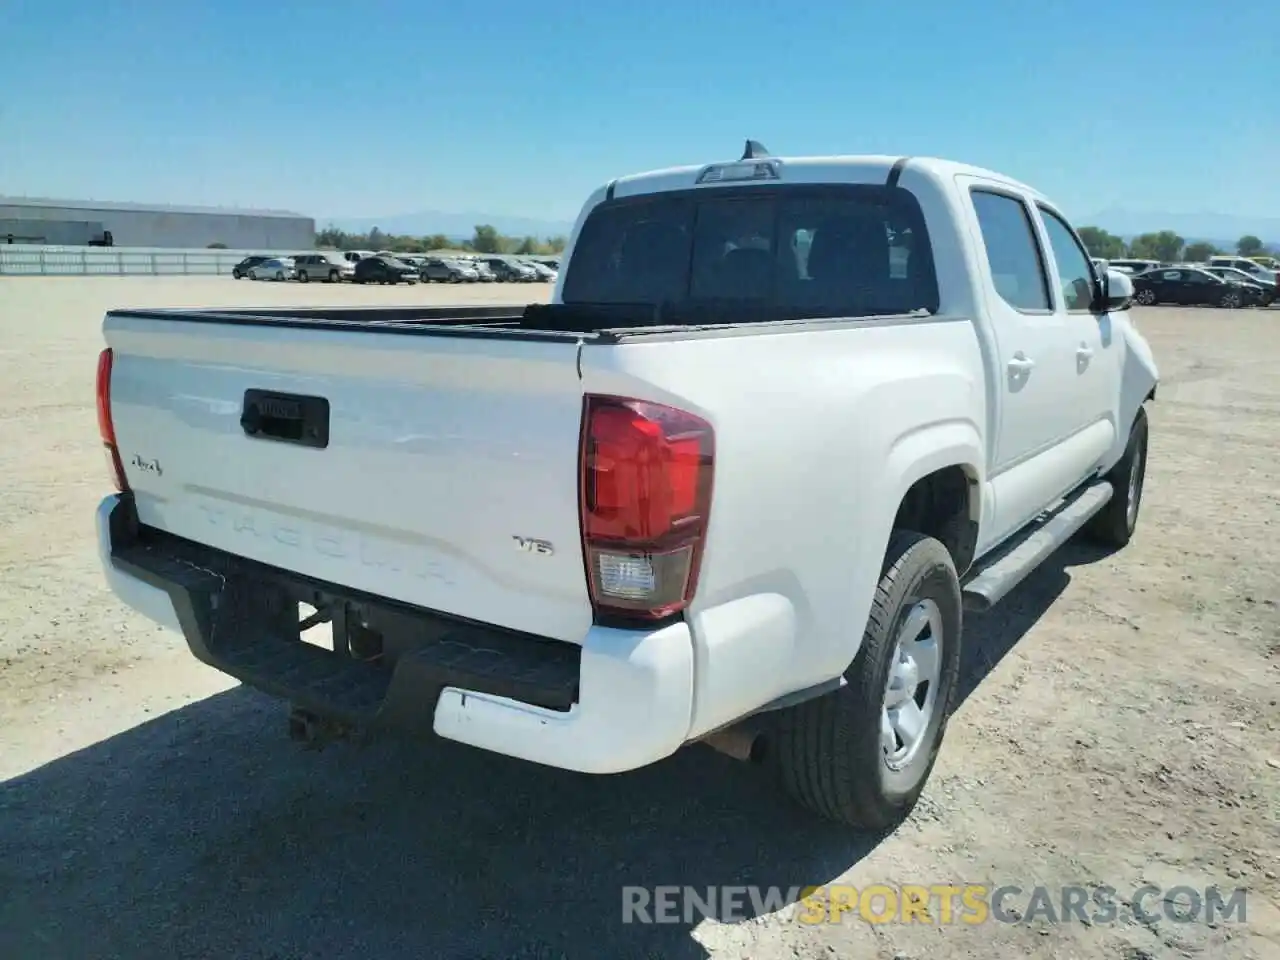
[580,395,714,621]
[96,348,129,493]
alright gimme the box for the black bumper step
[108,501,581,731]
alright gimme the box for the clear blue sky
[2,0,1277,226]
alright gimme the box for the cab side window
[1038,208,1096,312]
[970,190,1051,312]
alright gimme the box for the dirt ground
[0,278,1276,960]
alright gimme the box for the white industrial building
[0,196,314,249]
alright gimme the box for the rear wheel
[1220,290,1242,309]
[329,270,340,283]
[298,270,309,283]
[771,531,962,829]
[275,271,285,281]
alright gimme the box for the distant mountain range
[1083,207,1280,248]
[323,209,575,240]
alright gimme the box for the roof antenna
[741,139,771,160]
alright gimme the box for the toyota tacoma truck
[94,143,1158,828]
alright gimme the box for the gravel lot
[1,278,1277,960]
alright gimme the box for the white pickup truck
[94,144,1158,828]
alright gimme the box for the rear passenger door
[965,183,1093,544]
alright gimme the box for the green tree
[514,235,540,255]
[1237,235,1263,256]
[316,225,349,249]
[423,234,451,252]
[471,224,501,253]
[367,227,386,250]
[1183,241,1217,262]
[1077,226,1127,259]
[1128,230,1183,262]
[546,236,568,254]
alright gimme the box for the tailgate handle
[241,390,330,449]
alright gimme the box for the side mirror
[1100,269,1134,311]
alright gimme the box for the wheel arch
[884,421,984,578]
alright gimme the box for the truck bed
[106,304,583,340]
[106,302,934,343]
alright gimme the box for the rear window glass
[560,185,939,321]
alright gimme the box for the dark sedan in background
[1205,265,1276,306]
[1131,267,1256,308]
[231,255,271,279]
[353,255,419,285]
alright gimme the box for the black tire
[232,269,243,280]
[1083,405,1149,548]
[771,531,963,829]
[329,270,340,283]
[1134,289,1156,306]
[298,270,309,283]
[1220,291,1241,309]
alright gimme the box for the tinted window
[1039,209,1096,311]
[561,185,938,321]
[1159,271,1181,281]
[970,191,1050,311]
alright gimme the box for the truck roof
[605,154,1048,205]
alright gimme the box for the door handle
[1077,344,1094,359]
[1007,353,1035,373]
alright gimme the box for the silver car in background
[523,260,558,283]
[293,252,354,283]
[247,257,295,281]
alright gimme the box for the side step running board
[962,480,1114,612]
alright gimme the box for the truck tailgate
[104,313,593,643]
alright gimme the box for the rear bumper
[95,494,694,773]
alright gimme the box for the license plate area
[241,389,330,449]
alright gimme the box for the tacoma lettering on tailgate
[197,503,457,585]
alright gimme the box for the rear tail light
[579,395,714,622]
[96,347,129,493]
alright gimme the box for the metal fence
[0,244,302,276]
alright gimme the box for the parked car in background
[1248,256,1280,271]
[1131,266,1249,307]
[1107,259,1162,275]
[421,257,478,283]
[231,255,271,279]
[522,260,558,282]
[343,250,376,263]
[469,259,496,282]
[352,254,419,285]
[1205,265,1276,305]
[293,252,354,283]
[247,257,296,281]
[1208,255,1277,285]
[482,256,538,282]
[395,254,429,275]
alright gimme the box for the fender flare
[879,418,985,569]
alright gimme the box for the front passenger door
[1037,205,1120,465]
